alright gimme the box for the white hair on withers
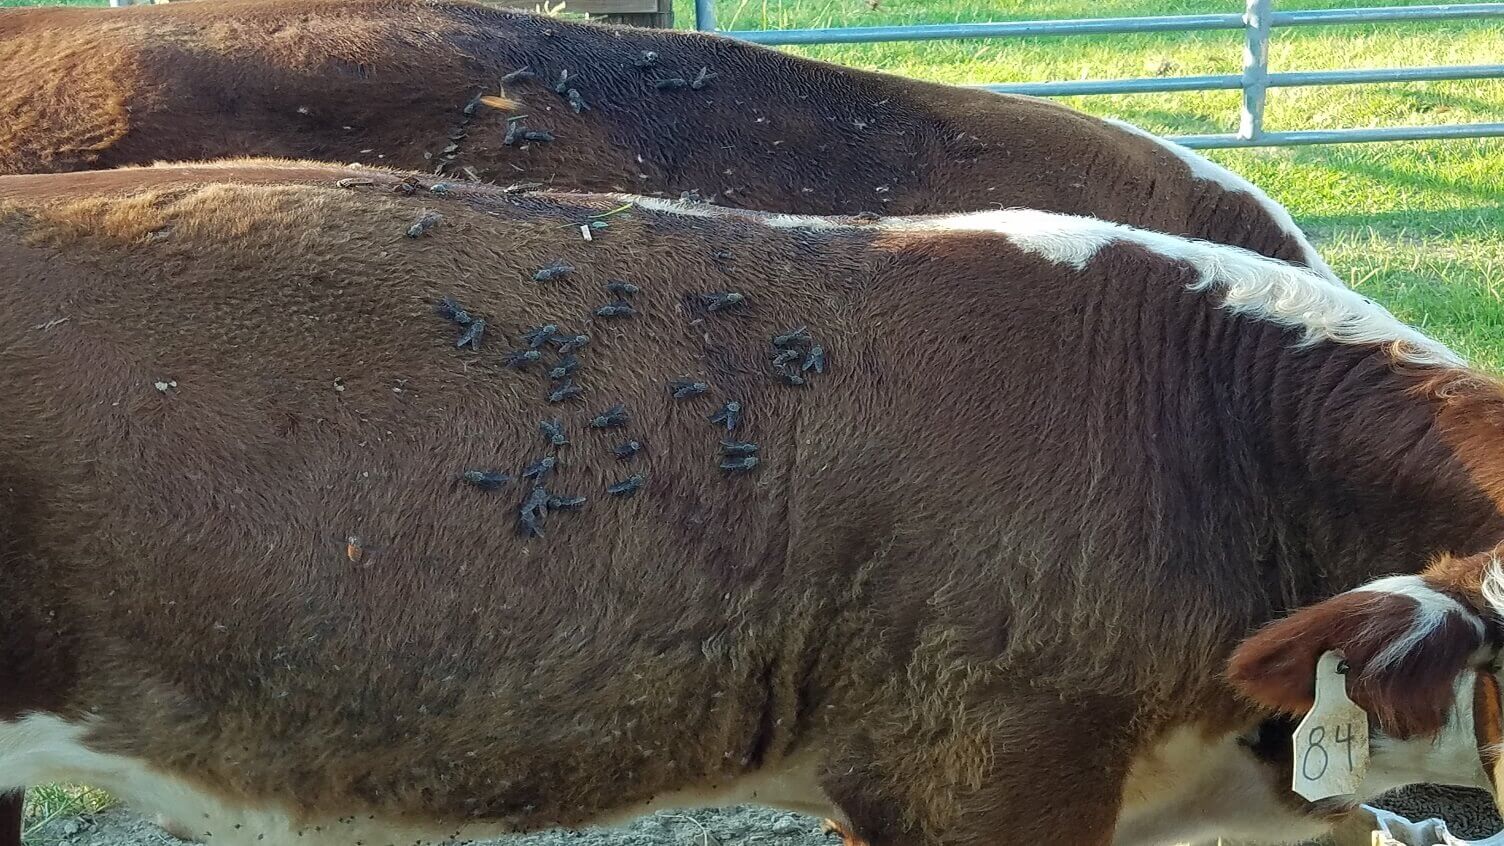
[1353,575,1486,671]
[1099,117,1340,285]
[889,208,1462,369]
[614,196,1458,369]
[623,196,720,218]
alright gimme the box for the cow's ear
[1227,576,1487,738]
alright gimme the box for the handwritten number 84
[1301,723,1357,781]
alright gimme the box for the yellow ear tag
[1292,651,1371,802]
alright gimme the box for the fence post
[598,0,673,29]
[1240,0,1273,141]
[695,0,718,31]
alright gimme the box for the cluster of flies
[431,91,492,178]
[397,165,825,538]
[431,274,648,537]
[470,51,717,158]
[424,272,813,536]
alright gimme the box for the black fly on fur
[709,401,742,431]
[548,381,584,403]
[549,355,580,381]
[690,67,717,90]
[523,456,557,480]
[502,66,535,85]
[455,319,486,350]
[533,262,574,283]
[540,419,568,447]
[607,474,645,497]
[670,378,710,399]
[406,210,442,238]
[553,333,590,354]
[804,345,827,373]
[434,297,473,326]
[522,324,559,349]
[460,469,511,490]
[517,485,551,537]
[700,292,744,312]
[590,404,630,429]
[772,326,811,348]
[504,349,541,369]
[719,456,759,473]
[594,301,635,319]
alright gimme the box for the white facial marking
[1481,555,1504,618]
[1100,117,1339,285]
[1353,575,1486,671]
[1364,672,1491,794]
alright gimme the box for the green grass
[3,0,1503,841]
[22,785,115,843]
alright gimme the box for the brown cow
[1,160,1502,846]
[0,0,1336,282]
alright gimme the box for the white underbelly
[1113,725,1328,846]
[2,712,838,846]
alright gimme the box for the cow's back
[0,0,1331,275]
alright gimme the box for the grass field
[6,0,1504,839]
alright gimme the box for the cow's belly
[1113,724,1327,846]
[1,712,839,846]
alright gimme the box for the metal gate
[691,0,1504,149]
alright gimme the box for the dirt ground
[24,786,1503,846]
[27,806,833,846]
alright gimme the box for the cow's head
[1228,561,1504,809]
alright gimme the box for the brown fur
[1476,672,1502,772]
[1,162,1502,845]
[0,0,1325,272]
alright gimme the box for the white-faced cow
[0,161,1502,846]
[0,0,1334,283]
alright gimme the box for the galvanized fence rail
[691,0,1504,149]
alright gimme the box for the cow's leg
[821,817,867,846]
[824,695,1134,846]
[1,790,23,846]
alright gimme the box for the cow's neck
[1255,344,1504,603]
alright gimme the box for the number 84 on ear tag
[1292,651,1371,802]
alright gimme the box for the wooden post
[569,0,673,29]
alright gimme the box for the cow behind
[1,161,1503,845]
[0,0,1334,280]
